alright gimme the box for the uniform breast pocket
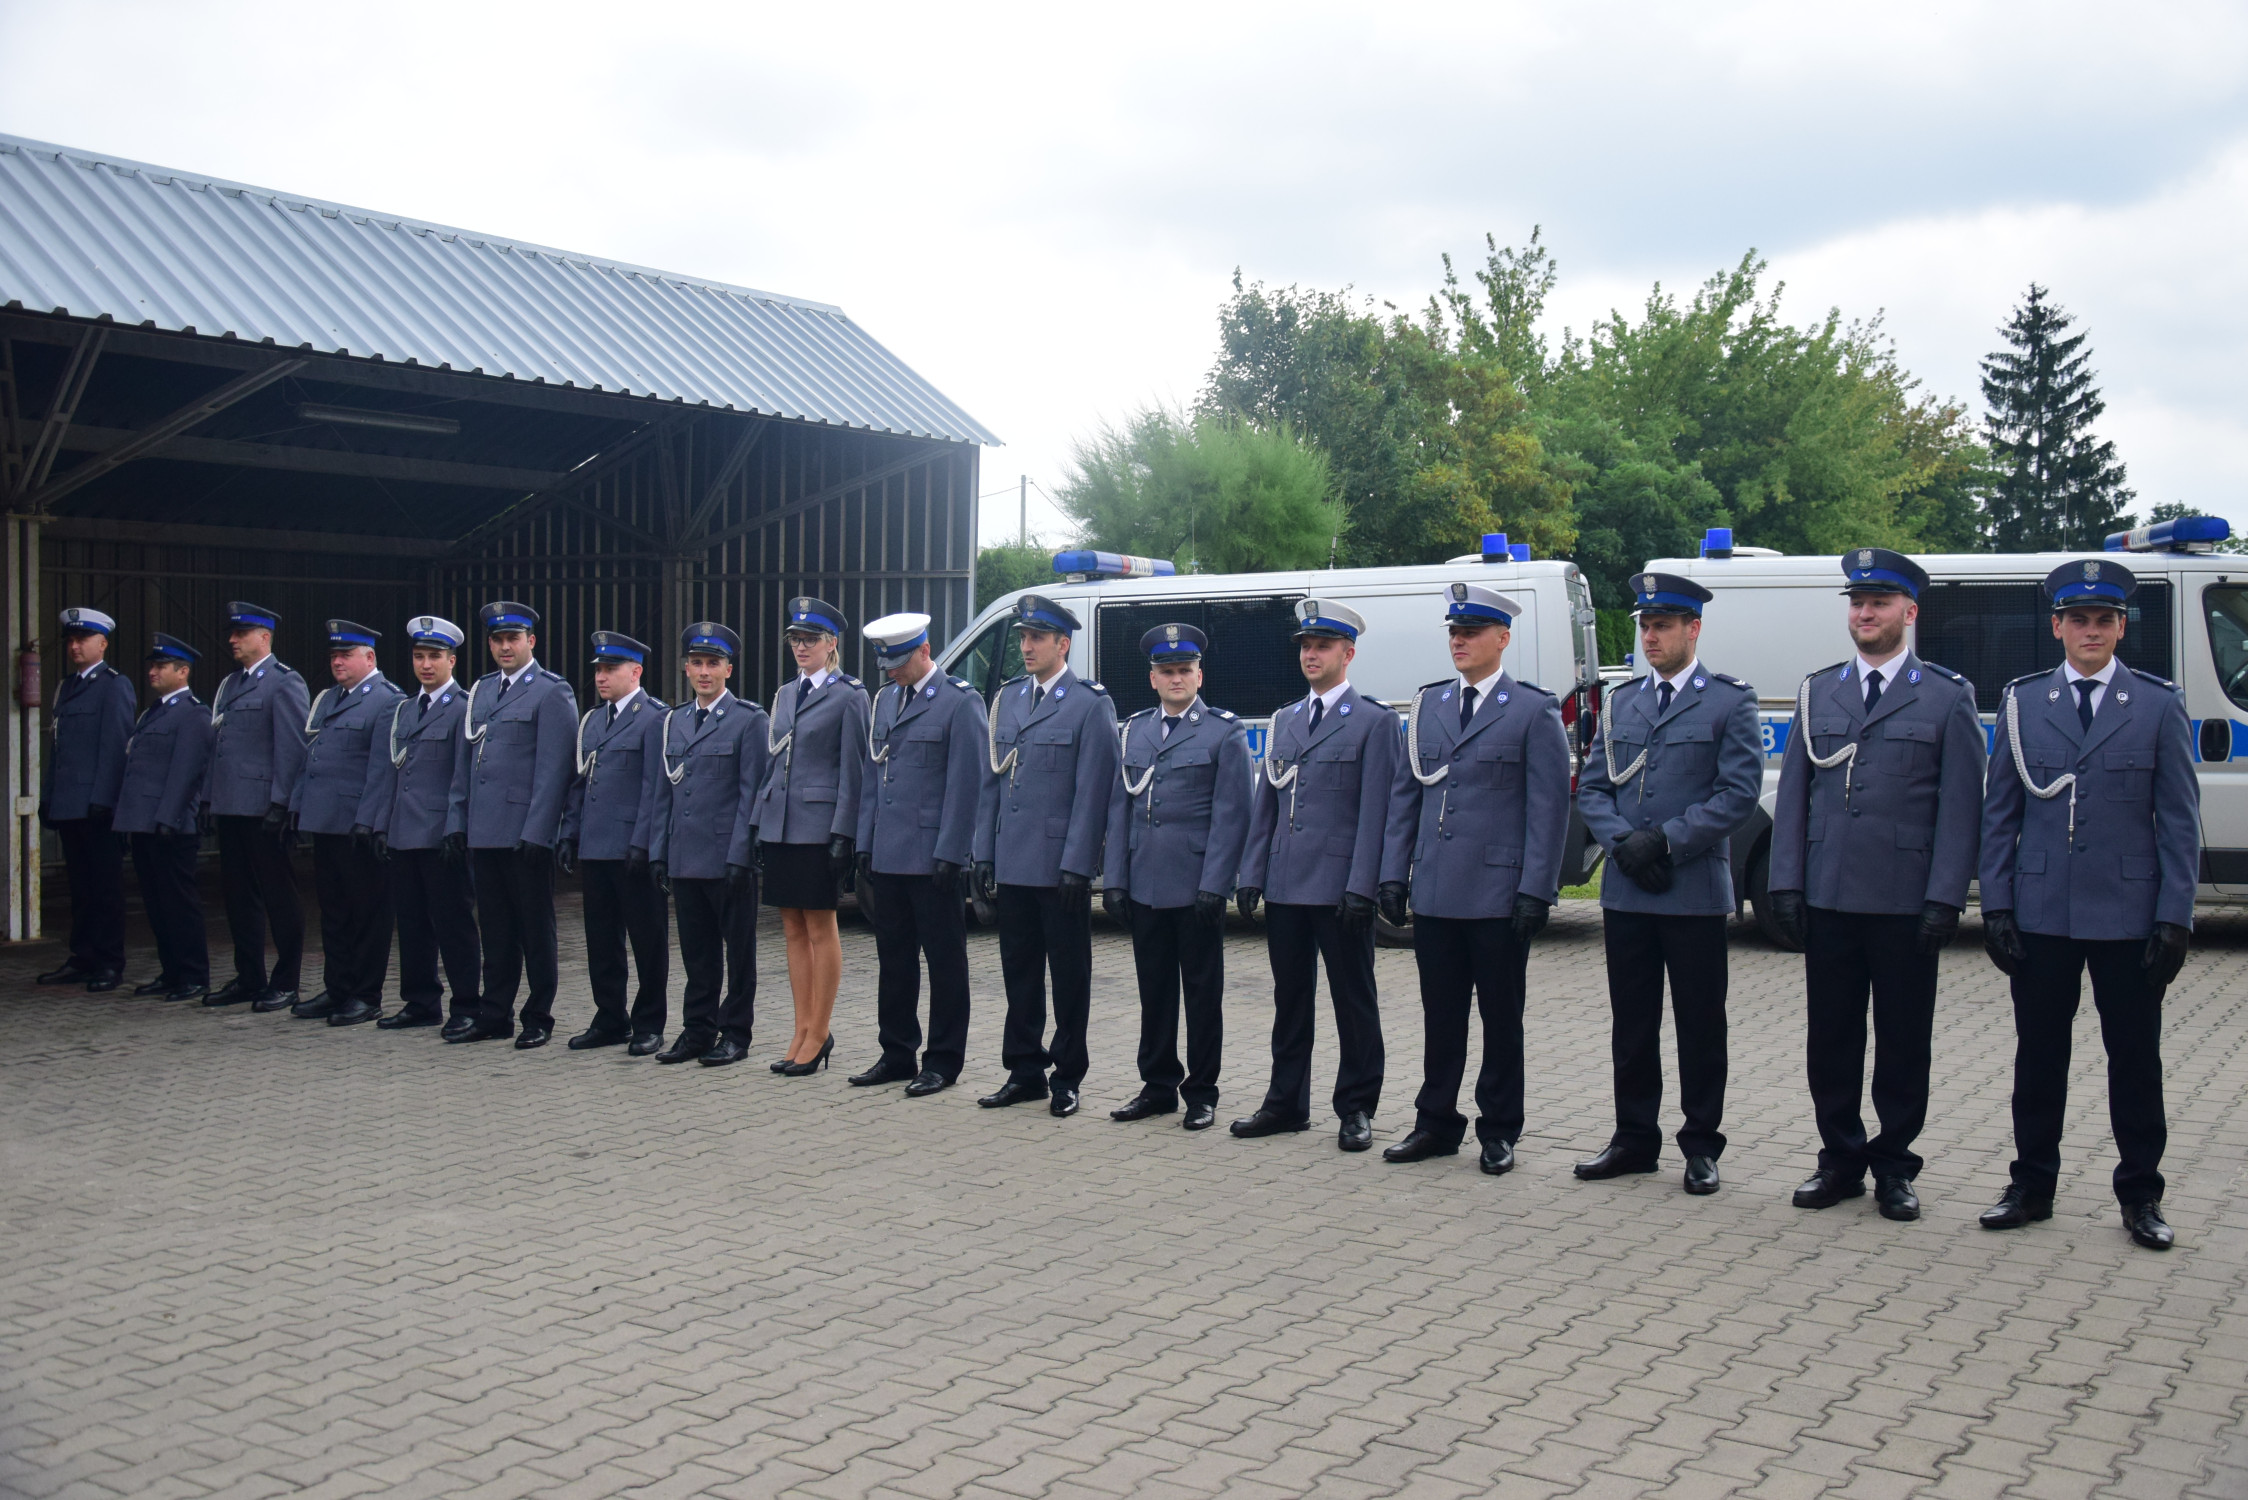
[492,716,536,743]
[1474,739,1524,788]
[1881,719,1938,775]
[1808,716,1851,757]
[907,723,946,766]
[1662,723,1716,775]
[2103,748,2154,801]
[1312,743,1360,789]
[1030,727,1073,769]
[1607,733,1648,774]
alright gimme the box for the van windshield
[1917,579,2174,713]
[2205,584,2248,711]
[1095,595,1306,718]
[951,616,1023,699]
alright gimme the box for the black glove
[1195,889,1228,928]
[197,807,214,837]
[650,860,670,895]
[114,831,131,852]
[1058,870,1091,916]
[351,823,378,859]
[1613,829,1669,890]
[1337,890,1375,933]
[1376,880,1409,929]
[828,834,855,881]
[1983,908,2026,977]
[2142,921,2190,988]
[625,846,648,876]
[261,802,290,835]
[1236,885,1262,921]
[555,837,577,874]
[928,857,959,902]
[440,831,467,867]
[1102,887,1127,923]
[1769,889,1808,951]
[155,822,178,838]
[974,860,997,903]
[374,831,388,862]
[1511,893,1550,945]
[727,862,753,895]
[89,804,113,820]
[1915,901,1960,956]
[515,837,551,858]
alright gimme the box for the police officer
[202,601,311,1011]
[37,606,136,991]
[557,631,669,1055]
[1768,550,1986,1222]
[1377,584,1572,1175]
[1575,573,1761,1194]
[647,623,771,1067]
[849,613,986,1096]
[1101,624,1251,1132]
[114,633,213,1001]
[286,621,405,1027]
[1978,559,2197,1251]
[971,594,1121,1118]
[370,616,480,1033]
[1231,600,1397,1153]
[445,601,578,1047]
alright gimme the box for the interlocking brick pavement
[2,888,2245,1499]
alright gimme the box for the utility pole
[1019,475,1027,547]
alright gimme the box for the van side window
[1916,580,2174,713]
[952,618,1023,700]
[1095,596,1305,719]
[2205,585,2248,711]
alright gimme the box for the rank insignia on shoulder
[1083,681,1108,695]
[1810,661,1848,681]
[1712,672,1752,690]
[1920,661,1965,682]
[544,669,566,683]
[2006,670,2048,690]
[950,676,974,691]
[2131,668,2178,689]
[1211,707,1236,720]
[1420,678,1453,695]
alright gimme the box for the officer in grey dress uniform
[1377,584,1572,1175]
[369,616,480,1033]
[557,631,670,1055]
[850,612,987,1096]
[114,633,213,1001]
[1978,559,2198,1251]
[445,601,579,1048]
[647,622,772,1067]
[38,606,136,991]
[289,620,407,1027]
[1768,550,1986,1223]
[1232,599,1397,1153]
[202,601,311,1011]
[971,594,1122,1119]
[1101,624,1252,1132]
[1575,573,1762,1195]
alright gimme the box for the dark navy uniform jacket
[1577,666,1763,916]
[113,690,212,835]
[1981,663,2199,941]
[559,690,667,862]
[371,682,468,851]
[857,669,987,875]
[646,691,771,880]
[1237,684,1399,907]
[1770,653,1985,914]
[203,656,312,818]
[43,662,135,822]
[447,664,578,849]
[1101,698,1253,909]
[291,672,407,835]
[973,667,1121,886]
[1381,672,1572,917]
[750,672,870,846]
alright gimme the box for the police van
[1635,517,2248,943]
[938,535,1609,914]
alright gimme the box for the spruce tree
[1980,284,2135,550]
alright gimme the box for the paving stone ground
[2,879,2245,1500]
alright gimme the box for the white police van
[1636,517,2248,942]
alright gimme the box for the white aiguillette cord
[1119,714,1155,797]
[987,682,1023,778]
[1403,687,1448,787]
[575,705,600,776]
[661,704,693,785]
[2006,684,2079,840]
[868,682,897,766]
[1795,672,1860,804]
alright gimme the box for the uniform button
[1851,808,1862,817]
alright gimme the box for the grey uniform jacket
[1101,698,1253,909]
[1980,664,2199,941]
[973,668,1121,887]
[291,672,408,835]
[447,666,579,849]
[559,691,667,862]
[858,671,987,876]
[750,673,870,846]
[1381,673,1572,918]
[204,658,312,818]
[645,692,771,880]
[1577,667,1763,916]
[1237,685,1400,907]
[42,662,135,822]
[1769,653,1986,914]
[370,684,468,851]
[113,691,213,835]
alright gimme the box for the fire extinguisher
[16,640,39,709]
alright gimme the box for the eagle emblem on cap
[1450,583,1467,600]
[1857,550,1873,567]
[2083,561,2100,580]
[1164,625,1178,641]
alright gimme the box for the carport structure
[0,133,996,939]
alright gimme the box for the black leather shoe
[1381,1128,1457,1163]
[628,1031,664,1057]
[1479,1139,1515,1176]
[1874,1177,1920,1222]
[977,1078,1049,1108]
[904,1070,952,1098]
[133,977,174,996]
[1229,1108,1309,1138]
[440,1015,479,1041]
[446,1020,515,1044]
[1575,1143,1659,1179]
[568,1027,630,1050]
[36,963,91,985]
[1684,1156,1720,1195]
[165,984,209,1003]
[514,1024,553,1050]
[2122,1201,2174,1250]
[1792,1168,1866,1209]
[1111,1094,1176,1122]
[377,1009,441,1029]
[1183,1102,1216,1131]
[1049,1085,1081,1118]
[291,991,342,1019]
[327,999,380,1027]
[205,978,259,1006]
[656,1033,715,1064]
[699,1036,749,1066]
[86,970,123,993]
[252,989,299,1013]
[850,1061,916,1087]
[1979,1185,2053,1230]
[1338,1112,1373,1153]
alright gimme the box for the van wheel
[1746,845,1800,951]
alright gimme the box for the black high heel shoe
[779,1035,834,1077]
[768,1053,792,1073]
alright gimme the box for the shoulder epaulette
[1081,680,1109,696]
[1418,678,1453,694]
[1807,661,1848,681]
[950,676,975,692]
[1915,660,1966,683]
[1129,705,1159,720]
[1208,707,1238,721]
[274,661,300,676]
[1711,672,1752,691]
[2004,670,2047,690]
[644,697,669,712]
[2128,666,2180,690]
[542,669,566,684]
[1001,673,1029,689]
[479,669,503,682]
[1515,679,1555,697]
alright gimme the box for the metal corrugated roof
[0,133,998,446]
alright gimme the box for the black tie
[1162,714,1180,740]
[1308,697,1325,735]
[419,693,432,720]
[2076,679,2098,730]
[798,677,813,709]
[1864,668,1884,713]
[1459,685,1479,731]
[695,705,710,729]
[607,701,618,728]
[1656,681,1673,717]
[1031,684,1046,715]
[496,675,511,701]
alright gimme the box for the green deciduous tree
[1980,284,2135,551]
[975,542,1054,611]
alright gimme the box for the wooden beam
[683,420,767,541]
[26,357,307,510]
[16,326,105,500]
[10,419,566,492]
[697,445,951,552]
[442,416,681,557]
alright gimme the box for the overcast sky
[5,0,2243,549]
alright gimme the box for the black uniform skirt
[761,840,837,909]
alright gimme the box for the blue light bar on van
[1051,551,1177,579]
[1509,543,1531,562]
[2105,515,2231,553]
[1701,527,1735,558]
[1481,533,1508,562]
